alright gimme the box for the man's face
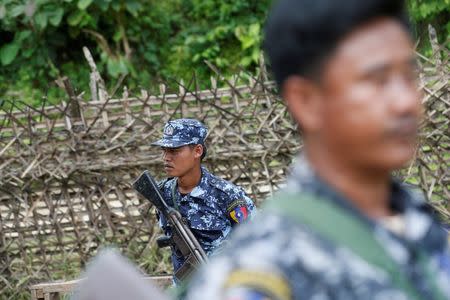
[162,145,199,177]
[316,18,421,171]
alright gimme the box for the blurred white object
[71,249,170,300]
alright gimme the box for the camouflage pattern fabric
[152,119,208,149]
[184,157,450,300]
[158,166,256,274]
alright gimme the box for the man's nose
[388,74,421,116]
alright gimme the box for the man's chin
[372,148,416,171]
[164,168,178,177]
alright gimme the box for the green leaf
[16,30,32,42]
[241,36,254,49]
[22,47,36,58]
[67,10,84,26]
[143,51,158,65]
[251,47,260,62]
[240,56,252,67]
[77,0,93,10]
[0,5,5,19]
[125,0,142,17]
[49,8,64,26]
[249,23,260,36]
[34,12,48,29]
[107,57,128,78]
[111,1,121,11]
[10,4,25,17]
[96,0,110,11]
[36,0,51,5]
[113,30,122,42]
[0,43,20,65]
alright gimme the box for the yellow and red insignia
[229,206,249,223]
[227,199,249,224]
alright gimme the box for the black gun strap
[170,179,180,211]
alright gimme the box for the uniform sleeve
[226,189,256,225]
[184,264,293,300]
[184,214,298,300]
[434,244,450,278]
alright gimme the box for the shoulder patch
[223,270,291,300]
[227,199,249,223]
[227,199,247,212]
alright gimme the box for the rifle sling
[171,179,180,212]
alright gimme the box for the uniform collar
[288,155,422,214]
[287,155,443,249]
[189,166,213,199]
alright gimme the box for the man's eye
[370,71,389,86]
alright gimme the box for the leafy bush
[0,0,269,104]
[0,0,447,105]
[407,0,450,51]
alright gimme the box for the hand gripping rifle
[133,171,208,281]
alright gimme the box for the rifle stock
[133,171,168,214]
[133,170,208,281]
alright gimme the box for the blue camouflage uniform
[152,119,256,276]
[185,156,450,300]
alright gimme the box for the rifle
[133,170,208,281]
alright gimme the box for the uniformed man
[151,118,255,283]
[184,0,450,299]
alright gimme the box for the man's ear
[282,76,324,132]
[193,144,203,159]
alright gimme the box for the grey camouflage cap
[152,118,208,148]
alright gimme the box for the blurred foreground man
[152,118,255,283]
[184,0,450,299]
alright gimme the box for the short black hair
[264,0,410,88]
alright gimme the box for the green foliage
[163,0,268,81]
[0,0,271,104]
[0,0,447,105]
[407,0,450,50]
[0,42,20,65]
